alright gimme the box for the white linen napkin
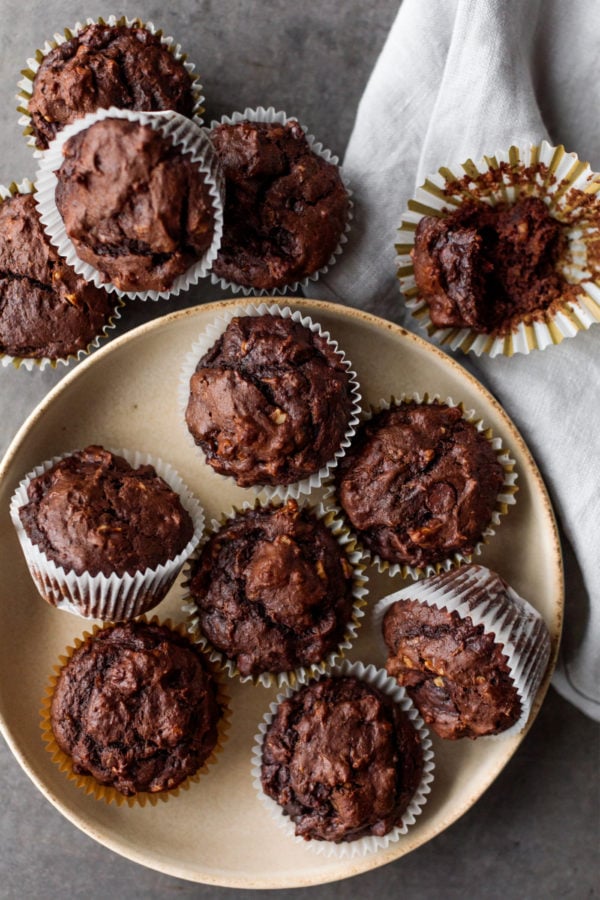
[312,0,600,720]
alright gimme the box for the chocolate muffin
[185,314,354,487]
[210,119,349,289]
[50,620,221,796]
[412,197,568,334]
[19,445,194,577]
[0,192,116,359]
[55,117,216,293]
[383,597,521,740]
[261,675,424,842]
[336,401,505,568]
[189,500,356,677]
[28,22,197,150]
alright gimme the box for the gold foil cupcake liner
[328,392,518,580]
[372,564,552,739]
[209,106,353,296]
[0,178,124,371]
[34,107,225,301]
[10,447,205,619]
[40,616,231,807]
[17,14,205,157]
[178,301,362,501]
[181,496,368,688]
[397,141,600,356]
[250,658,435,857]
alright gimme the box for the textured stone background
[0,2,598,898]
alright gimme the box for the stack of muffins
[5,14,555,855]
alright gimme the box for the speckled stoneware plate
[0,299,563,888]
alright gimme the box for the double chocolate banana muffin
[185,314,354,487]
[336,401,505,568]
[0,192,116,359]
[210,119,349,289]
[28,22,197,150]
[55,117,216,293]
[261,675,424,842]
[50,620,221,796]
[188,500,356,677]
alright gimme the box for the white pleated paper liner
[372,564,552,740]
[17,14,205,157]
[0,178,124,372]
[327,393,518,580]
[181,497,369,689]
[35,107,225,301]
[397,141,600,357]
[251,659,435,858]
[208,106,353,296]
[10,448,205,620]
[178,302,362,501]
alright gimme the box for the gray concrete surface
[0,2,598,898]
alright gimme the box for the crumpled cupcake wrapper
[326,392,518,580]
[17,13,205,157]
[396,140,600,357]
[209,106,353,296]
[181,496,368,688]
[10,447,205,620]
[177,301,362,501]
[372,564,552,740]
[40,616,230,807]
[0,178,124,371]
[250,658,435,858]
[34,107,224,300]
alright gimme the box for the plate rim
[0,297,564,887]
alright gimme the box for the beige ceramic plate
[0,299,562,888]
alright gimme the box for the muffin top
[383,597,521,739]
[28,23,196,150]
[189,500,356,677]
[185,314,354,487]
[210,120,349,289]
[55,118,215,293]
[261,675,424,842]
[336,401,504,567]
[19,445,194,577]
[412,197,567,334]
[50,621,220,795]
[0,193,116,359]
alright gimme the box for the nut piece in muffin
[0,192,116,360]
[412,197,568,335]
[261,675,424,842]
[50,621,221,796]
[28,22,197,151]
[55,117,216,293]
[19,445,194,577]
[336,401,504,568]
[189,500,356,677]
[210,119,349,290]
[185,314,354,487]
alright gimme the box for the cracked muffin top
[0,192,116,359]
[28,22,197,150]
[210,119,349,289]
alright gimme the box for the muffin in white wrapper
[209,106,353,295]
[34,107,224,300]
[0,178,123,372]
[17,14,205,157]
[397,141,600,357]
[179,302,362,501]
[251,659,435,857]
[330,393,517,580]
[10,448,205,620]
[182,497,368,688]
[372,564,552,740]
